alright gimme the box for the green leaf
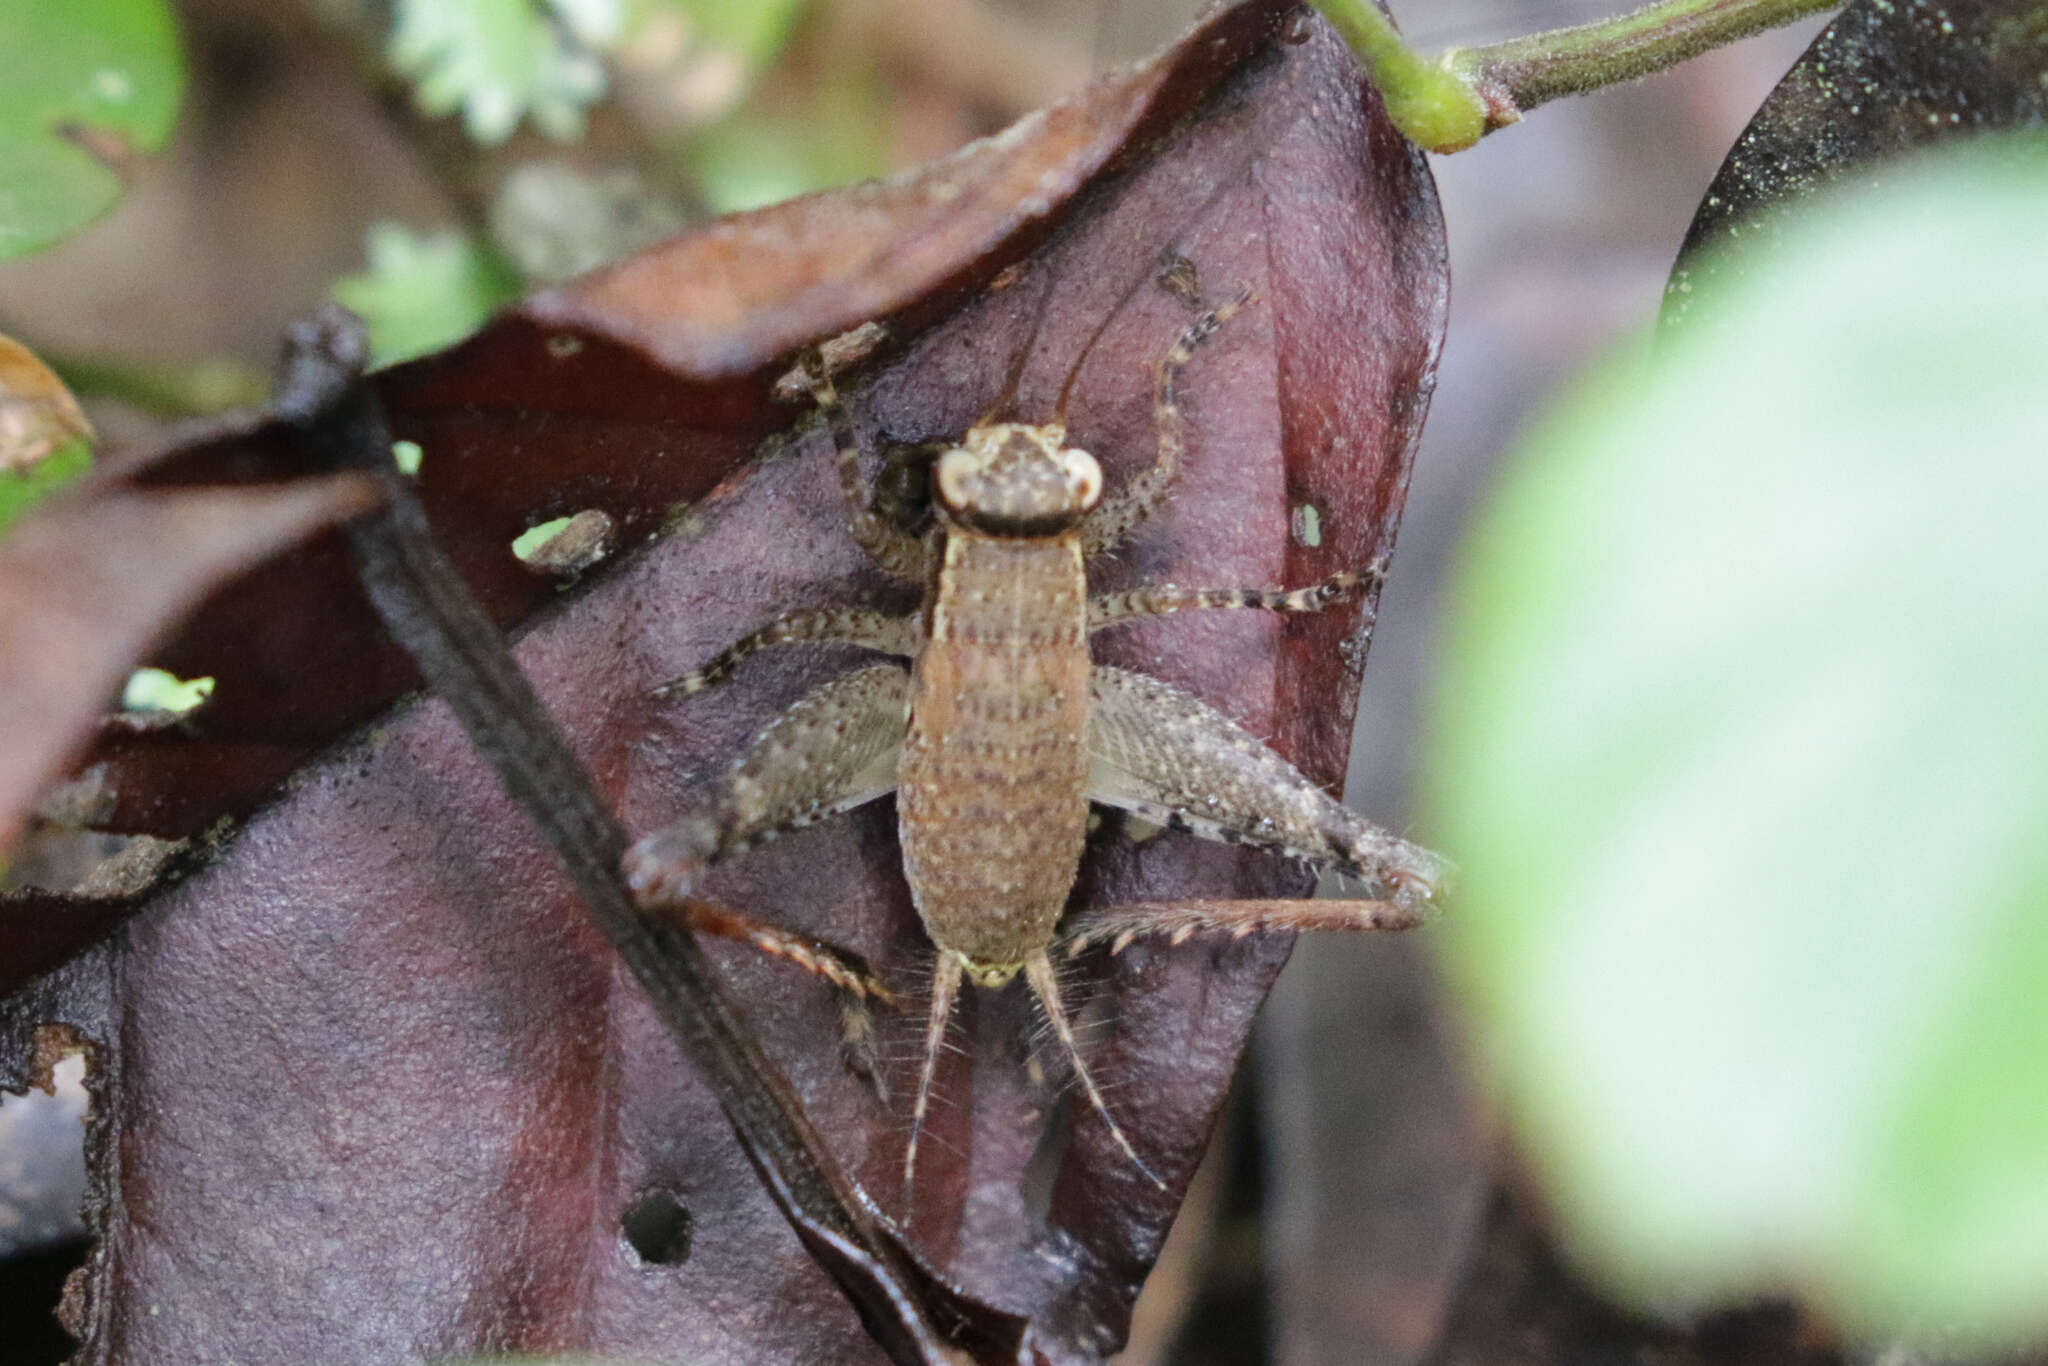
[387,0,620,144]
[626,0,811,80]
[1426,137,2048,1347]
[686,68,885,215]
[0,0,184,261]
[330,223,523,367]
[0,438,90,539]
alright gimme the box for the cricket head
[934,422,1102,537]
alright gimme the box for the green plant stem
[1313,0,1843,152]
[1312,1,1490,152]
[1449,0,1843,115]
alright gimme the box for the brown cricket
[622,286,1448,1192]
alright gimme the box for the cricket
[621,273,1449,1195]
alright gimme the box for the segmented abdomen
[897,531,1091,970]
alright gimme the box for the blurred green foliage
[632,0,809,81]
[388,0,620,143]
[0,437,90,538]
[1428,137,2048,1348]
[687,91,886,215]
[331,222,523,367]
[0,0,184,261]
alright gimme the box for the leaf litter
[0,2,1448,1360]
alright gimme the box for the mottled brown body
[900,531,1090,977]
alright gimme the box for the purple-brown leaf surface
[0,2,1447,1361]
[0,473,377,857]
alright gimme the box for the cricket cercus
[622,285,1449,1192]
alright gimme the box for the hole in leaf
[0,1038,92,1362]
[620,1189,692,1266]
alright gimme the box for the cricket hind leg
[1087,560,1387,633]
[1086,665,1450,907]
[801,350,930,581]
[1062,898,1423,958]
[1080,287,1253,559]
[650,607,918,698]
[646,898,901,1006]
[629,663,914,1094]
[625,662,910,905]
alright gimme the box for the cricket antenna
[982,264,1057,424]
[903,953,964,1203]
[1023,953,1168,1191]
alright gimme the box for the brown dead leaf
[0,474,378,858]
[2,1,1448,1361]
[0,334,92,473]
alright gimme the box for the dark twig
[272,305,1021,1366]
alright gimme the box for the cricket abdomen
[898,529,1091,974]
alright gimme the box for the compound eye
[1064,449,1103,509]
[934,448,978,510]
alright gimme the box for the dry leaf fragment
[0,334,92,474]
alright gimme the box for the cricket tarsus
[636,282,1448,1207]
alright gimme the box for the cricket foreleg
[1080,287,1252,558]
[624,663,910,905]
[803,351,930,581]
[650,608,919,698]
[1062,897,1423,958]
[1087,562,1385,633]
[1087,666,1449,909]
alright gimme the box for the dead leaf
[1665,0,2048,327]
[0,475,379,857]
[2,1,1448,1360]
